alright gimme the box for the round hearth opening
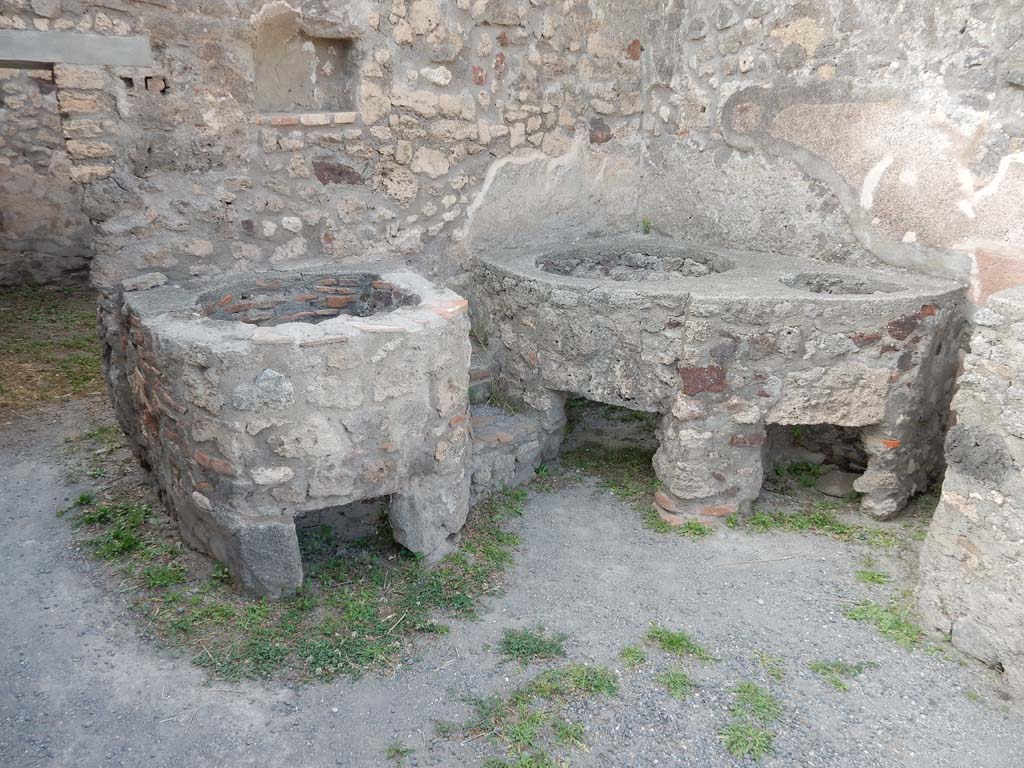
[198,273,421,326]
[536,243,735,281]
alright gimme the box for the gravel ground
[1,397,1021,768]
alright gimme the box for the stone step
[469,404,544,502]
[468,348,496,405]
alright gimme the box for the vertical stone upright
[918,286,1024,697]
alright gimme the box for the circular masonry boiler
[110,267,471,597]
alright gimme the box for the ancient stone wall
[0,66,93,284]
[0,1,1020,299]
[918,286,1024,698]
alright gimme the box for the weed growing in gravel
[66,487,531,682]
[754,652,786,681]
[657,667,696,699]
[740,505,900,547]
[482,754,561,768]
[384,742,414,762]
[450,663,618,765]
[619,644,647,669]
[645,624,717,662]
[720,681,781,760]
[809,660,875,691]
[721,721,774,761]
[844,598,922,648]
[855,569,892,585]
[498,627,568,665]
[141,563,187,588]
[80,501,152,559]
[642,507,715,538]
[58,491,95,517]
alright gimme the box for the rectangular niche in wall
[255,11,356,113]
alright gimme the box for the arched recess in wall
[254,6,357,113]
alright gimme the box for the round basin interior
[536,242,735,281]
[780,272,901,295]
[198,273,421,326]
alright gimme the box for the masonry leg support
[227,517,304,599]
[390,472,471,563]
[856,420,939,520]
[653,409,766,523]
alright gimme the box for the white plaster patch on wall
[972,152,1024,203]
[465,135,585,222]
[967,247,982,303]
[465,149,548,221]
[957,163,978,218]
[860,154,894,210]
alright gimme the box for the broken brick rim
[197,272,422,327]
[122,266,468,345]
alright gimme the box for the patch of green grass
[641,217,653,234]
[740,505,901,547]
[0,285,104,411]
[384,742,414,762]
[619,644,647,670]
[657,666,696,699]
[66,486,530,683]
[561,445,659,506]
[552,718,585,748]
[454,663,618,765]
[732,681,782,722]
[498,627,568,665]
[844,598,922,648]
[774,461,825,488]
[82,425,125,449]
[561,444,708,540]
[642,507,715,538]
[720,722,775,761]
[483,753,560,768]
[720,681,781,761]
[855,569,892,585]
[141,563,187,588]
[527,663,620,698]
[80,502,151,558]
[645,624,716,662]
[809,660,874,691]
[754,651,785,681]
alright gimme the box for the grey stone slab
[0,30,153,67]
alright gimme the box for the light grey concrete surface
[0,30,153,67]
[1,396,1023,768]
